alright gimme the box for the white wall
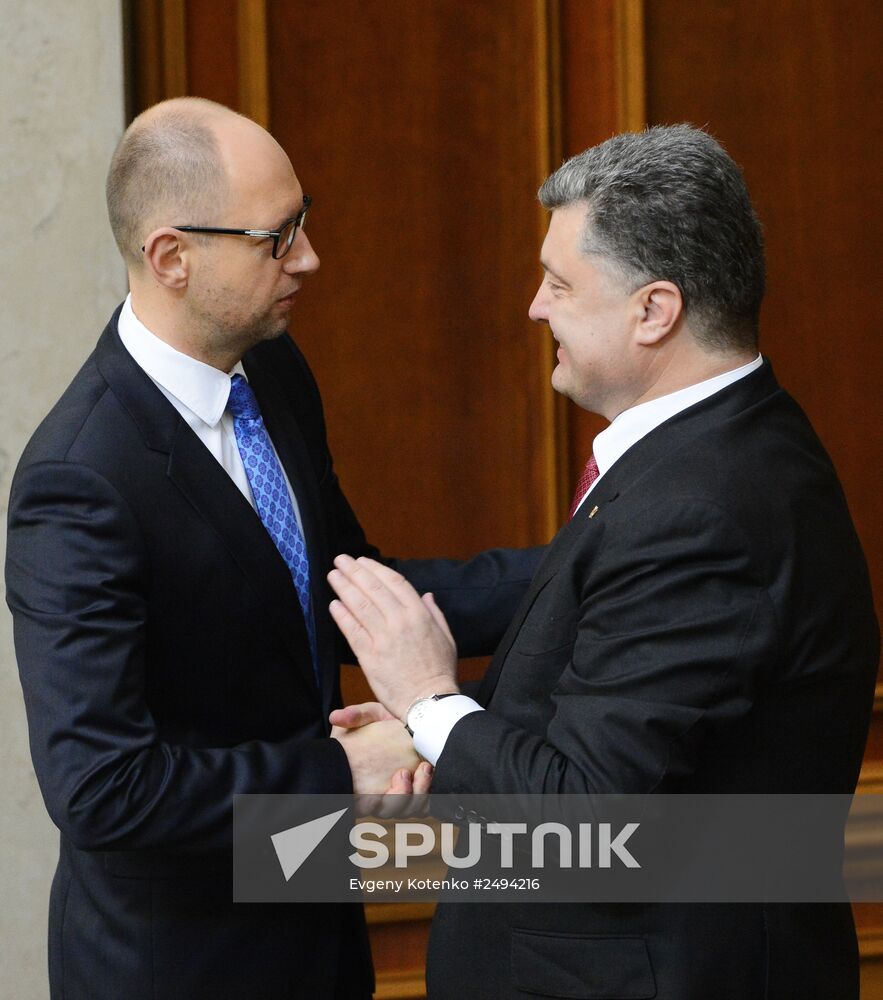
[0,2,126,993]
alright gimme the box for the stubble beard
[192,300,287,368]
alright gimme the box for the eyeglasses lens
[273,200,309,259]
[274,219,294,259]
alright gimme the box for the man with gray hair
[6,97,540,999]
[327,125,879,998]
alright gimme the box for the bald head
[106,97,243,268]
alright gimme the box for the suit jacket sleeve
[387,547,548,660]
[6,459,353,855]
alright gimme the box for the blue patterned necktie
[226,374,319,683]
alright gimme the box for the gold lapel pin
[588,505,599,519]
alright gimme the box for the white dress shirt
[412,353,764,766]
[116,293,304,530]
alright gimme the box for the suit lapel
[477,504,604,705]
[165,425,319,694]
[95,315,321,700]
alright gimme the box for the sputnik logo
[270,808,348,881]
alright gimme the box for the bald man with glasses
[6,98,541,1000]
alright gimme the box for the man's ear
[141,228,189,289]
[634,280,683,345]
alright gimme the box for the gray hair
[539,125,765,351]
[106,97,230,267]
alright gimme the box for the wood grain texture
[160,0,188,96]
[237,0,269,127]
[369,914,431,983]
[859,910,883,997]
[614,0,646,131]
[374,967,427,1000]
[534,0,571,530]
[130,0,189,111]
[185,0,238,109]
[266,0,557,559]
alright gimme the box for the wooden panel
[266,0,558,558]
[643,0,883,658]
[858,907,883,997]
[614,0,646,131]
[236,0,269,126]
[560,0,619,147]
[185,0,238,109]
[860,701,883,976]
[126,0,584,556]
[128,0,188,112]
[369,915,431,995]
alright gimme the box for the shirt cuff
[411,695,484,765]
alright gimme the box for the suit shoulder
[13,350,141,484]
[711,391,833,489]
[633,385,838,501]
[16,353,106,463]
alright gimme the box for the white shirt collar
[117,293,244,427]
[592,354,764,481]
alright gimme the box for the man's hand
[327,555,459,720]
[329,701,396,730]
[332,717,419,792]
[330,701,433,816]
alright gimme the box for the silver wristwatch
[404,692,459,736]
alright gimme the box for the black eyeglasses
[142,194,311,259]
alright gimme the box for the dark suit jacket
[5,306,541,1000]
[428,362,879,1000]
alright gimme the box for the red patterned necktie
[568,454,600,519]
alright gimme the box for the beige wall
[0,1,126,992]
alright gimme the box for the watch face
[408,698,432,728]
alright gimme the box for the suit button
[453,805,466,820]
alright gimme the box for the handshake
[326,555,460,812]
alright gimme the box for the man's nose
[284,230,320,274]
[528,285,548,323]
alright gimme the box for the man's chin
[235,322,287,356]
[551,369,589,410]
[256,319,288,342]
[550,366,569,397]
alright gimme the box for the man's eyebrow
[268,198,306,230]
[270,209,298,230]
[539,259,570,285]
